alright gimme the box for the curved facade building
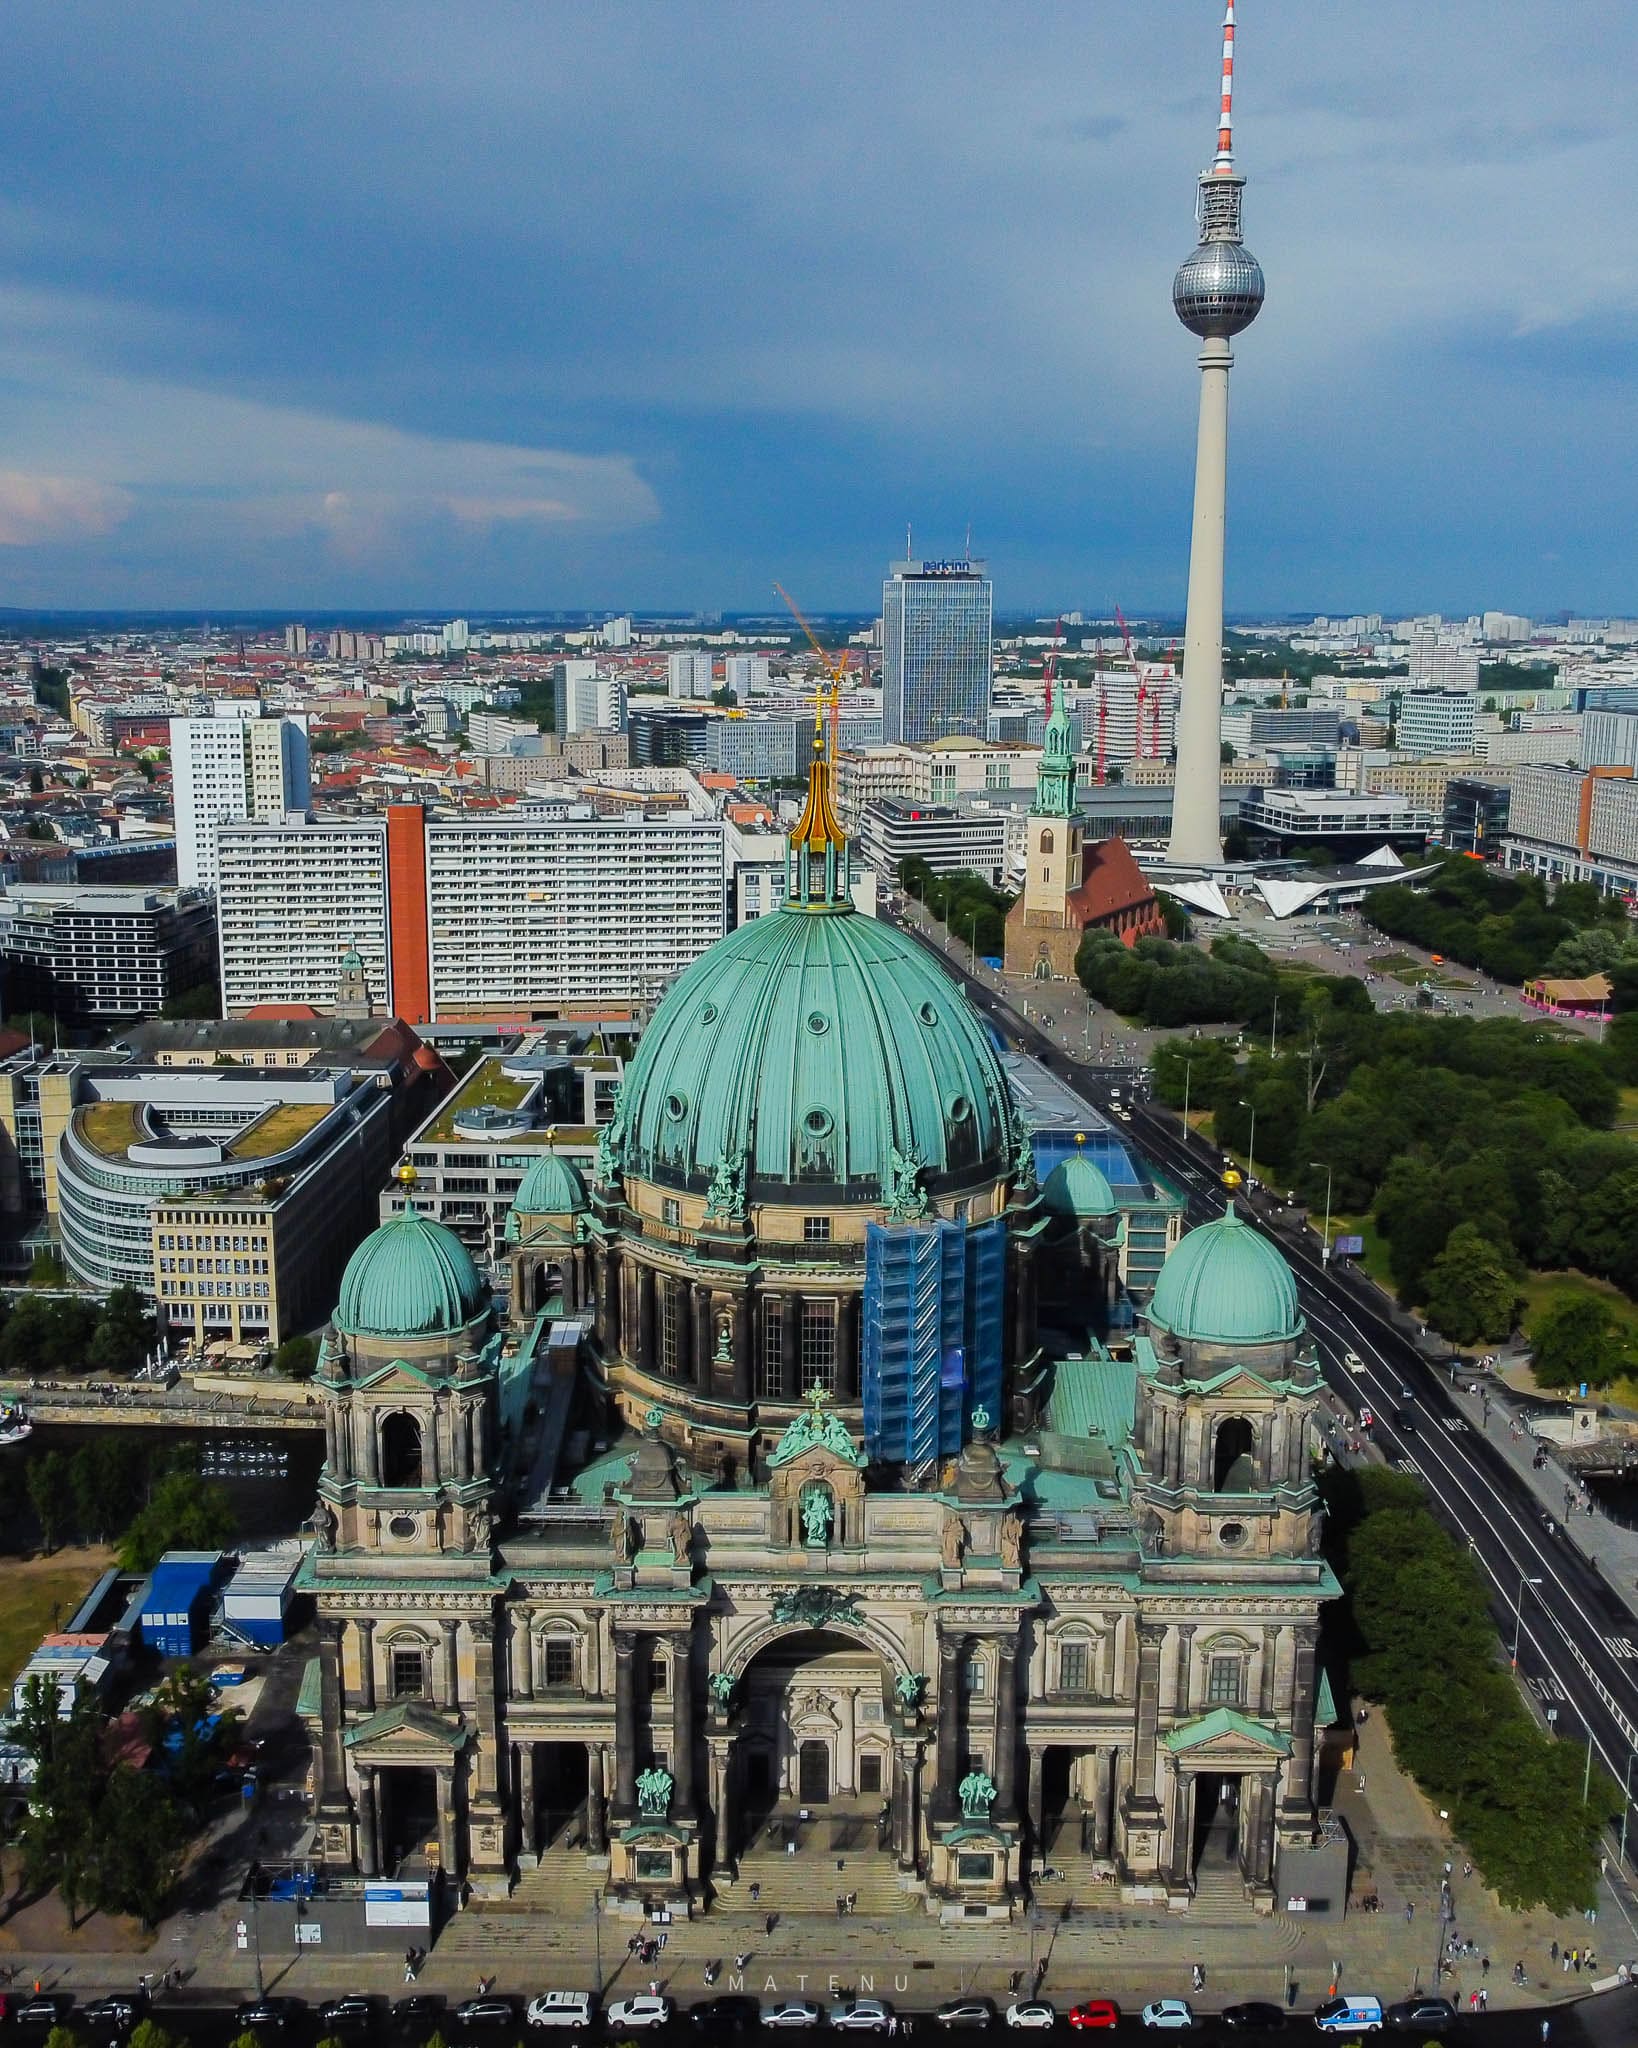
[302,740,1337,1924]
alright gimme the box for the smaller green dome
[337,1211,489,1338]
[1041,1154,1118,1219]
[510,1150,588,1221]
[1147,1205,1301,1346]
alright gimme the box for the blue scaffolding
[862,1217,1006,1465]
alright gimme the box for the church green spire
[1035,691,1078,820]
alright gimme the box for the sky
[0,1,1633,617]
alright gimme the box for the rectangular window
[802,1215,832,1244]
[391,1649,425,1699]
[1058,1641,1090,1693]
[648,1653,668,1697]
[963,1655,986,1695]
[1207,1655,1244,1706]
[799,1300,835,1394]
[957,1853,996,1883]
[758,1303,784,1399]
[858,1752,883,1794]
[543,1639,575,1688]
[660,1283,680,1378]
[661,1197,681,1227]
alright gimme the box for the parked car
[83,1999,147,2035]
[16,1998,76,2028]
[1068,2005,1121,2031]
[235,2000,301,2034]
[321,1998,384,2035]
[1141,2003,1196,2031]
[391,1998,447,2037]
[1385,2000,1456,2033]
[935,2002,996,2030]
[606,1999,673,2031]
[831,2002,894,2032]
[453,2000,519,2033]
[1313,1997,1384,2034]
[691,1998,760,2031]
[761,2003,823,2029]
[1222,2005,1286,2031]
[1004,2004,1057,2030]
[527,1994,595,2030]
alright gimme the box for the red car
[1069,2005,1121,2031]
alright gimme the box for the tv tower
[1165,0,1265,866]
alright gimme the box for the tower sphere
[1172,238,1265,338]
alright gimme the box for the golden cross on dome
[805,1383,833,1422]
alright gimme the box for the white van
[1314,1996,1383,2033]
[526,1993,595,2029]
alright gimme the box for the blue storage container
[138,1550,226,1659]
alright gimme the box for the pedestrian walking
[750,1882,761,1903]
[1550,1941,1558,1962]
[1405,1903,1415,1922]
[1540,2020,1550,2044]
[1562,1953,1571,1975]
[1481,1956,1489,1977]
[735,1955,751,1972]
[766,1912,777,1935]
[1479,1989,1488,2012]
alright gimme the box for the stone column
[471,1618,503,1802]
[732,1297,753,1404]
[441,1620,460,1710]
[323,1405,339,1475]
[934,1635,963,1821]
[356,1618,376,1711]
[613,1632,639,1816]
[1026,1748,1045,1856]
[1012,1241,1037,1364]
[993,1640,1019,1820]
[587,1744,608,1856]
[436,1763,458,1873]
[359,1406,379,1485]
[1092,1749,1114,1858]
[673,1279,693,1384]
[670,1631,696,1818]
[1280,1626,1320,1826]
[512,1612,534,1701]
[637,1265,656,1374]
[356,1768,379,1876]
[517,1742,538,1857]
[1168,1771,1195,1888]
[835,1294,860,1401]
[1173,1625,1196,1719]
[894,1744,921,1868]
[693,1287,713,1389]
[1259,1626,1279,1717]
[781,1293,802,1398]
[317,1617,348,1814]
[1124,1623,1166,1825]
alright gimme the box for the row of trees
[1325,1465,1613,1911]
[1151,1005,1632,1345]
[1076,929,1373,1034]
[898,858,1015,960]
[1362,858,1630,987]
[20,1436,235,1567]
[0,1284,156,1377]
[10,1667,233,1928]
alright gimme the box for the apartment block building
[171,710,311,892]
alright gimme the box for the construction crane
[1096,684,1109,786]
[775,582,843,751]
[1114,603,1137,671]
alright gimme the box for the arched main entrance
[719,1629,911,1911]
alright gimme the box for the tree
[90,1767,187,1926]
[1529,1296,1632,1390]
[26,1449,71,1551]
[130,2022,184,2048]
[1421,1223,1521,1346]
[273,1334,318,1379]
[118,1470,235,1572]
[28,1246,68,1286]
[28,766,45,795]
[88,1286,156,1374]
[16,1676,103,1925]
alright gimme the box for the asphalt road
[887,920,1638,1951]
[13,1996,1633,2048]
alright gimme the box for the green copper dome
[1041,1153,1117,1218]
[618,904,1012,1200]
[513,1149,589,1217]
[1146,1205,1301,1346]
[336,1211,489,1338]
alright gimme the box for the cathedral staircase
[727,1813,915,1916]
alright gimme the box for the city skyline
[0,2,1633,613]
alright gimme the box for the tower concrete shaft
[1167,334,1234,864]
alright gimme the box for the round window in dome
[665,1092,688,1121]
[948,1095,972,1123]
[918,1001,939,1026]
[388,1515,418,1540]
[806,1011,830,1035]
[804,1107,834,1137]
[1217,1522,1247,1550]
[700,1003,718,1025]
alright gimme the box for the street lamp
[1308,1162,1334,1264]
[1511,1573,1544,1669]
[1240,1100,1257,1187]
[1182,1058,1195,1126]
[1269,990,1281,1059]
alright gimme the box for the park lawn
[1615,1086,1638,1135]
[1515,1270,1638,1406]
[0,1544,115,1691]
[1327,1213,1397,1293]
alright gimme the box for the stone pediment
[343,1699,469,1756]
[352,1358,448,1394]
[1161,1707,1292,1761]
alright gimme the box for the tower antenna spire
[1214,0,1238,172]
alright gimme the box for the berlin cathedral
[299,733,1338,1921]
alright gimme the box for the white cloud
[0,469,131,546]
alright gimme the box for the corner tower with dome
[298,731,1338,1923]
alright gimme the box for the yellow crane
[775,581,845,750]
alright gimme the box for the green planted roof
[1041,1153,1118,1219]
[335,1210,489,1339]
[617,903,1012,1199]
[1146,1204,1301,1347]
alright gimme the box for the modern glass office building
[881,558,993,744]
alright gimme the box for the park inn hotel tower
[297,722,1339,1922]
